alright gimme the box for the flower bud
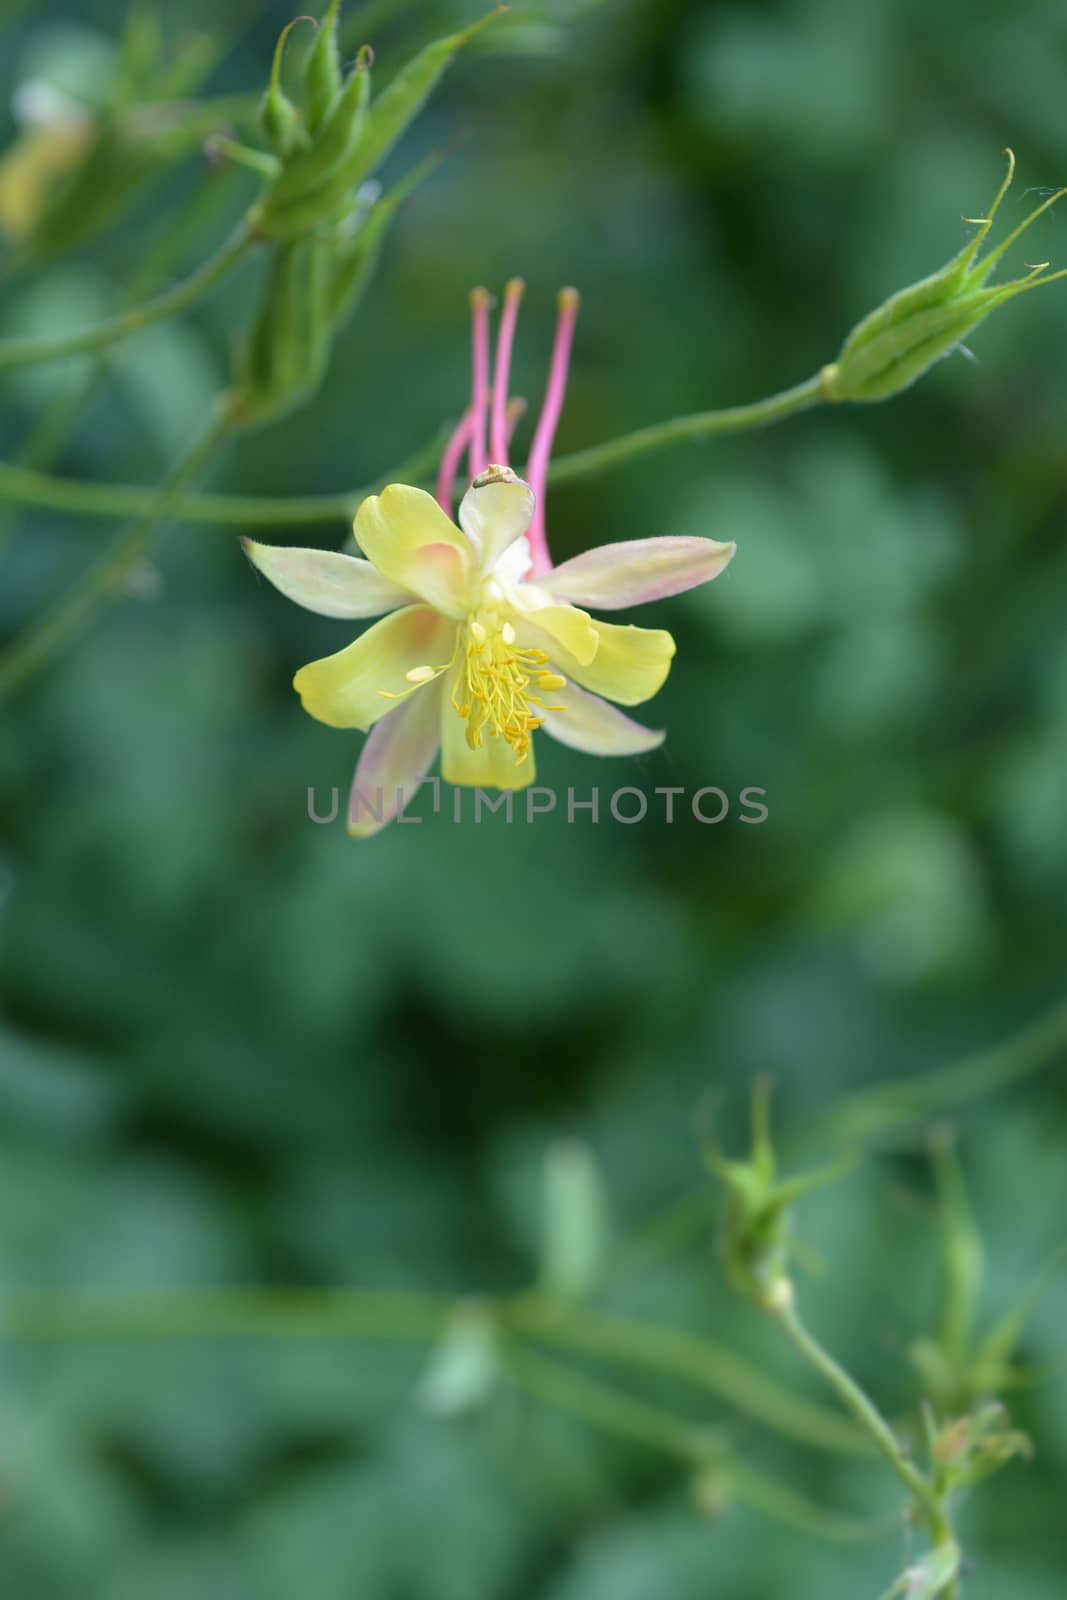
[303,0,343,136]
[265,44,372,220]
[237,235,332,421]
[823,151,1067,404]
[708,1082,854,1308]
[258,17,315,159]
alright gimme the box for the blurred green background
[2,0,1067,1594]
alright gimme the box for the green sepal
[267,44,372,213]
[259,17,315,159]
[261,9,500,240]
[303,0,344,136]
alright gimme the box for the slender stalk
[506,1295,866,1456]
[0,407,232,700]
[809,996,1067,1148]
[0,373,829,530]
[0,1284,861,1456]
[545,372,829,486]
[770,1290,958,1590]
[0,220,255,371]
[503,1342,887,1545]
[0,429,449,529]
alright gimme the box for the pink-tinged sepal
[543,536,735,610]
[539,678,665,757]
[348,677,444,838]
[242,538,412,618]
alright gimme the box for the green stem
[0,459,355,526]
[772,1293,947,1534]
[0,406,232,700]
[0,1285,860,1456]
[810,997,1067,1148]
[0,374,828,527]
[0,429,449,530]
[506,1295,866,1456]
[503,1342,886,1545]
[0,221,255,372]
[545,372,829,486]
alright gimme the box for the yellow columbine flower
[244,283,735,836]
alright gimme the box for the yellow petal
[533,619,676,706]
[352,484,472,617]
[440,672,536,790]
[513,600,599,666]
[293,606,455,731]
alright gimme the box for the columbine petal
[458,471,535,573]
[242,539,412,619]
[539,679,665,756]
[441,668,535,789]
[293,606,455,731]
[353,485,472,617]
[543,537,736,610]
[347,676,444,839]
[532,619,676,706]
[510,596,599,665]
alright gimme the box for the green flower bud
[303,0,344,136]
[260,9,500,241]
[823,151,1067,404]
[708,1082,854,1308]
[237,234,334,421]
[258,16,315,159]
[265,44,372,217]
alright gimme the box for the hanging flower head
[244,282,736,836]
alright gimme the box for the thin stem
[772,1294,945,1529]
[0,220,255,372]
[503,1342,887,1545]
[809,996,1067,1149]
[506,1295,867,1456]
[0,373,831,530]
[1,1284,862,1456]
[0,429,449,530]
[0,1287,447,1341]
[546,371,828,487]
[0,406,232,701]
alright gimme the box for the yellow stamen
[405,664,438,684]
[450,611,563,763]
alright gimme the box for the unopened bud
[259,17,316,158]
[824,151,1067,404]
[303,0,344,135]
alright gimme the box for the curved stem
[0,220,255,372]
[772,1294,945,1530]
[0,406,232,701]
[0,428,449,530]
[503,1342,887,1545]
[506,1295,866,1456]
[1,1284,862,1457]
[0,373,828,529]
[546,372,828,487]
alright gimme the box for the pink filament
[435,409,473,517]
[525,288,579,575]
[468,288,491,479]
[490,278,525,466]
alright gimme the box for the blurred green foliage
[1,0,1067,1596]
